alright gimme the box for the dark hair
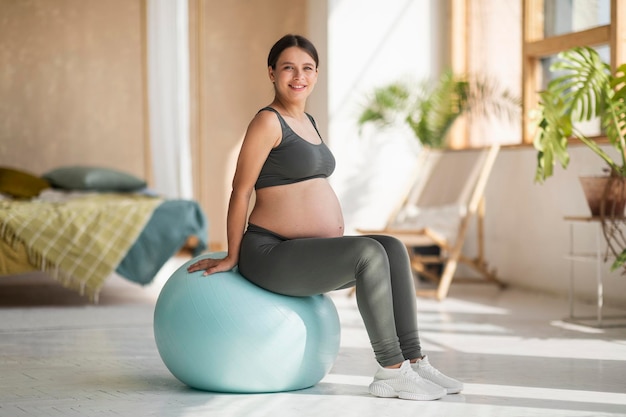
[267,34,319,69]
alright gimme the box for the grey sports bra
[255,107,336,190]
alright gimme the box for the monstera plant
[533,46,626,271]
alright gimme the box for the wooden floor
[1,258,626,417]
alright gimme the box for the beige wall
[0,0,149,180]
[191,0,308,248]
[484,145,626,306]
[0,0,309,249]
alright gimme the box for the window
[451,0,625,147]
[543,0,610,38]
[522,0,625,144]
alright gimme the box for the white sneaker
[368,360,446,401]
[412,355,464,394]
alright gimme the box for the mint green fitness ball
[153,252,341,393]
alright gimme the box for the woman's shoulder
[251,107,281,128]
[245,107,282,143]
[258,106,279,115]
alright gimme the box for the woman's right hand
[186,255,237,276]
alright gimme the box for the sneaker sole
[446,386,463,395]
[368,381,444,401]
[417,376,463,394]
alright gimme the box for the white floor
[1,257,626,417]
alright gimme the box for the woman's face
[269,46,318,101]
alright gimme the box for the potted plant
[357,70,521,148]
[533,46,626,270]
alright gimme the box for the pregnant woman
[187,33,463,401]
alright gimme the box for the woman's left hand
[186,256,237,276]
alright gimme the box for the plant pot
[579,175,626,217]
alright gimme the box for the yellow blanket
[0,194,162,301]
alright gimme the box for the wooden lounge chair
[356,144,505,300]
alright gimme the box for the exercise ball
[153,252,341,393]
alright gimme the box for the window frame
[521,0,626,144]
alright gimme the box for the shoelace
[400,365,426,382]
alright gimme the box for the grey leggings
[238,223,422,367]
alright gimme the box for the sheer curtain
[147,0,193,199]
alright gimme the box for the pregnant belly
[251,179,345,239]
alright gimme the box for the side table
[563,216,626,328]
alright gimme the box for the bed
[0,166,208,302]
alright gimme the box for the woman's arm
[187,110,281,276]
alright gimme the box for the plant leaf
[610,248,626,271]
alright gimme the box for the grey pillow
[43,166,147,192]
